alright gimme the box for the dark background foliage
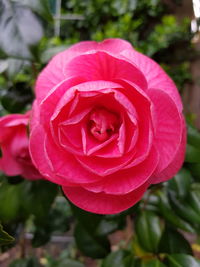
[0,0,200,266]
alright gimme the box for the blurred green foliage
[0,0,200,266]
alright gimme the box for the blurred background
[1,0,200,266]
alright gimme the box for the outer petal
[29,125,73,186]
[35,39,133,102]
[65,52,147,90]
[121,49,183,111]
[62,182,148,215]
[150,117,186,183]
[148,89,182,173]
[82,146,158,194]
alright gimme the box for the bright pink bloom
[0,113,42,180]
[29,39,186,214]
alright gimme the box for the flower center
[89,107,119,142]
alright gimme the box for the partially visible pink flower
[0,113,42,180]
[29,38,186,214]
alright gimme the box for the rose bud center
[89,107,119,142]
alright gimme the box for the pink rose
[29,39,186,214]
[0,113,42,180]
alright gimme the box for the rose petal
[35,39,134,102]
[150,116,186,183]
[148,89,183,173]
[83,146,158,195]
[65,52,147,90]
[29,125,75,186]
[44,132,105,184]
[121,49,183,111]
[0,142,23,175]
[62,182,148,214]
[40,77,86,130]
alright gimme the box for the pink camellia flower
[0,113,42,180]
[29,38,186,214]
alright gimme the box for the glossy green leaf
[9,257,40,267]
[70,202,125,235]
[0,2,43,59]
[158,228,192,254]
[74,222,110,259]
[187,163,200,181]
[185,144,200,163]
[165,254,200,267]
[187,124,200,149]
[1,81,34,113]
[169,192,200,224]
[158,191,195,233]
[0,223,15,245]
[22,180,58,222]
[135,211,163,252]
[19,0,53,22]
[5,59,25,79]
[101,250,133,267]
[140,259,166,267]
[0,181,22,222]
[96,219,125,236]
[32,196,71,247]
[56,259,85,267]
[188,189,200,214]
[168,168,192,198]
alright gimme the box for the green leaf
[187,163,200,181]
[56,259,84,267]
[22,180,58,222]
[140,259,167,267]
[96,219,125,236]
[169,192,200,225]
[0,60,8,73]
[32,196,71,247]
[158,228,193,255]
[188,189,200,214]
[9,257,40,267]
[5,59,25,79]
[187,124,200,149]
[1,82,34,113]
[0,181,22,222]
[74,222,110,259]
[158,191,195,233]
[0,223,14,245]
[101,250,133,267]
[135,211,163,253]
[168,168,192,198]
[70,203,103,233]
[0,2,43,59]
[165,254,200,267]
[19,0,53,22]
[185,144,200,163]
